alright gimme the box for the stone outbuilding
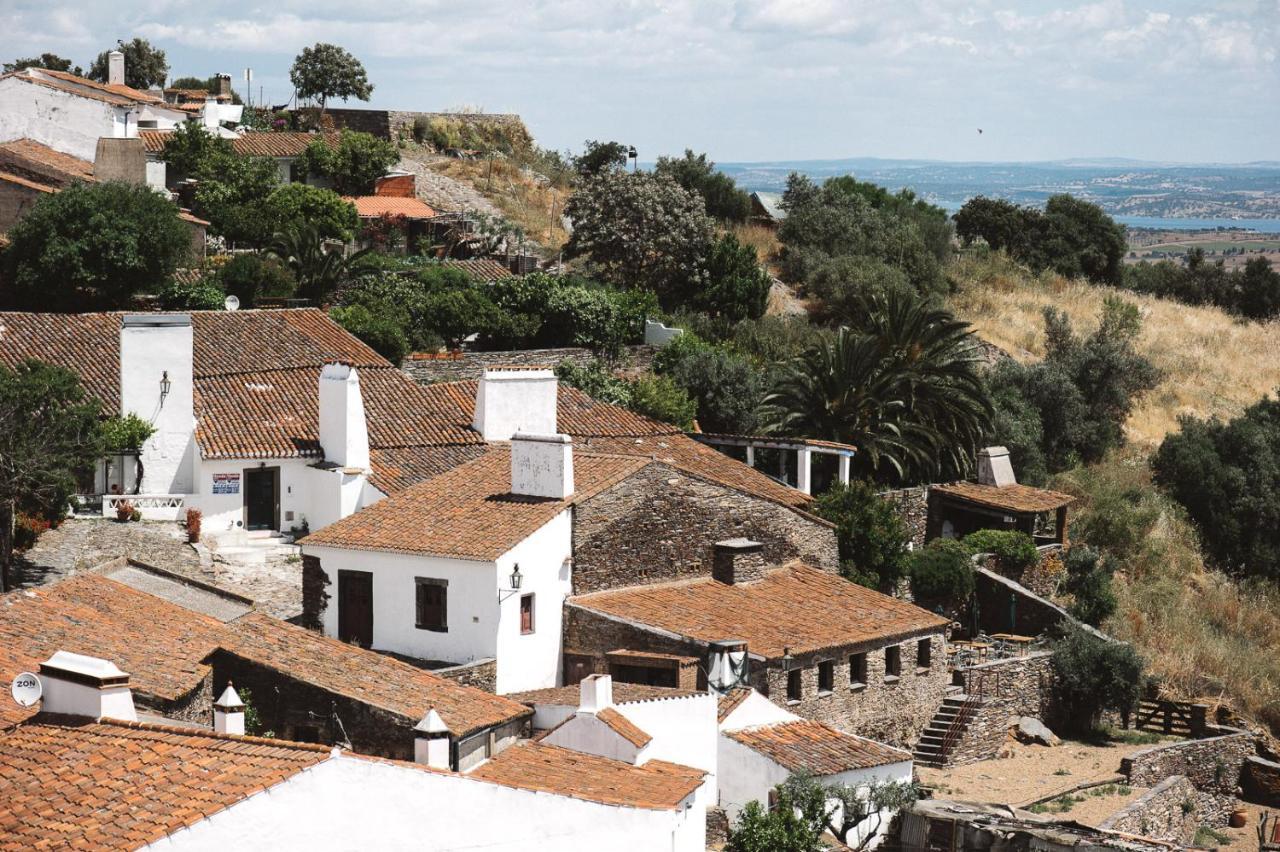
[927,447,1074,546]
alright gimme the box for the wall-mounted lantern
[498,564,523,602]
[781,646,793,672]
[159,370,172,402]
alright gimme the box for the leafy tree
[654,149,751,222]
[420,287,501,349]
[555,360,633,407]
[191,151,280,246]
[628,374,697,429]
[217,253,296,308]
[985,360,1049,485]
[262,183,359,242]
[954,196,1034,255]
[4,53,82,76]
[160,121,234,183]
[88,38,168,89]
[563,171,713,305]
[697,232,771,321]
[301,130,399,195]
[1152,393,1280,581]
[1123,255,1280,321]
[908,539,975,606]
[0,361,104,591]
[330,304,409,364]
[573,140,629,177]
[289,43,373,116]
[803,254,913,325]
[811,480,911,590]
[1063,546,1117,626]
[157,274,226,310]
[2,181,191,311]
[1051,627,1144,734]
[653,335,763,434]
[267,227,369,304]
[763,291,992,483]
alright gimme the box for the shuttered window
[520,594,535,635]
[415,578,448,632]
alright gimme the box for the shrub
[13,513,50,551]
[697,232,771,321]
[811,480,911,590]
[262,183,359,242]
[217,253,296,307]
[412,116,431,144]
[653,335,763,434]
[330,304,409,364]
[1051,627,1144,733]
[101,414,156,453]
[908,539,975,605]
[962,529,1038,573]
[300,130,398,195]
[157,274,226,310]
[554,360,632,407]
[1069,566,1118,627]
[627,374,696,429]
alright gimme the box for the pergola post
[1056,505,1070,547]
[746,445,755,468]
[796,448,812,495]
[838,454,851,485]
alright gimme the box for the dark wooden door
[338,570,374,647]
[244,468,278,531]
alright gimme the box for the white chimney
[579,674,614,714]
[977,446,1017,487]
[202,98,220,130]
[108,50,125,86]
[319,362,370,470]
[472,367,558,441]
[510,432,574,499]
[213,683,246,736]
[38,651,137,722]
[120,315,195,495]
[413,709,451,770]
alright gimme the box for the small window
[885,645,901,679]
[817,660,834,694]
[917,638,932,669]
[415,578,448,632]
[520,594,535,635]
[786,668,802,702]
[849,653,867,687]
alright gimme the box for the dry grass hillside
[948,252,1280,736]
[948,252,1280,446]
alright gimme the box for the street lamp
[627,146,638,172]
[159,371,172,402]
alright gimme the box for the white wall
[619,695,718,790]
[149,752,706,852]
[120,316,196,495]
[494,511,572,693]
[542,712,646,764]
[192,457,315,534]
[0,77,122,161]
[472,369,558,441]
[719,689,801,731]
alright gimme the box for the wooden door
[244,467,279,531]
[338,570,374,647]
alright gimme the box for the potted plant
[116,500,135,522]
[185,508,202,544]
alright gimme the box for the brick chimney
[712,539,766,585]
[319,362,370,470]
[578,673,613,714]
[413,709,451,770]
[214,73,232,98]
[977,446,1016,487]
[472,366,558,441]
[38,651,137,722]
[213,683,245,735]
[107,50,125,87]
[510,432,573,499]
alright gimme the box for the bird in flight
[977,128,984,134]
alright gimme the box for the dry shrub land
[427,155,571,254]
[949,252,1280,735]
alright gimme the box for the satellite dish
[10,672,41,707]
[224,295,240,312]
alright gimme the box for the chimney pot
[579,674,613,714]
[977,446,1017,487]
[213,683,246,736]
[712,538,766,585]
[38,651,137,722]
[473,367,558,441]
[108,50,125,87]
[414,709,451,769]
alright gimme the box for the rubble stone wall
[437,658,497,693]
[1243,755,1280,807]
[942,698,1015,766]
[1102,776,1201,845]
[878,486,929,549]
[957,651,1055,721]
[401,345,656,384]
[1120,727,1256,825]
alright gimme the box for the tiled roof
[0,170,54,194]
[932,481,1074,513]
[0,716,330,851]
[596,707,652,748]
[717,687,753,723]
[4,67,168,109]
[232,131,338,158]
[301,448,647,559]
[569,562,950,659]
[726,720,911,774]
[138,129,171,154]
[345,195,438,219]
[0,139,95,187]
[509,683,701,707]
[225,612,530,737]
[468,741,704,810]
[424,380,812,509]
[442,258,515,282]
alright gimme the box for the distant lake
[1111,216,1280,233]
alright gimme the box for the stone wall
[401,345,656,384]
[572,462,838,594]
[1120,727,1256,826]
[878,486,929,549]
[943,698,1015,766]
[159,675,215,727]
[324,109,530,146]
[1243,755,1280,807]
[1102,776,1201,845]
[437,658,497,693]
[974,567,1079,638]
[956,651,1055,721]
[563,605,710,681]
[0,178,49,234]
[300,554,330,631]
[706,807,730,848]
[755,634,950,749]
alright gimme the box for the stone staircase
[912,694,976,767]
[207,529,300,567]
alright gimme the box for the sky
[4,0,1278,163]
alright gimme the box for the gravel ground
[1035,784,1145,826]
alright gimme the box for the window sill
[849,682,867,692]
[883,675,901,684]
[520,630,535,636]
[915,666,931,675]
[817,689,833,698]
[786,699,802,706]
[415,625,448,633]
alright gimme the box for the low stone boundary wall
[1120,727,1255,826]
[401,345,656,384]
[957,651,1055,721]
[1101,776,1200,845]
[1244,755,1280,806]
[437,658,497,693]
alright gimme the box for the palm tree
[268,226,371,305]
[762,290,992,483]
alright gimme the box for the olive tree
[88,38,168,89]
[290,43,373,116]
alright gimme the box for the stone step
[212,546,267,566]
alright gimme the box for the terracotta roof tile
[509,683,701,707]
[141,130,341,158]
[442,258,515,282]
[717,687,753,723]
[569,562,949,659]
[468,741,704,810]
[0,716,329,850]
[726,720,911,774]
[345,195,438,219]
[301,449,647,559]
[595,707,653,748]
[932,481,1074,513]
[0,139,95,187]
[4,67,168,109]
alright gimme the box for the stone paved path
[14,519,301,620]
